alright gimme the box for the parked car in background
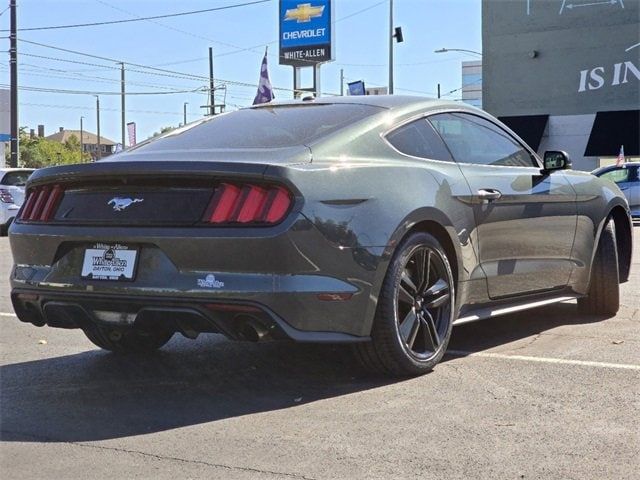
[592,162,640,219]
[1,168,35,236]
[7,97,634,376]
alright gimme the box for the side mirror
[543,151,571,172]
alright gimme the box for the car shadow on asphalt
[0,301,609,443]
[0,338,398,443]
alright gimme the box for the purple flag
[253,49,275,105]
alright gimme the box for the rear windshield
[132,104,383,151]
[1,170,34,186]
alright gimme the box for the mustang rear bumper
[8,215,387,341]
[10,289,369,343]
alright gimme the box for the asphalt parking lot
[1,230,639,480]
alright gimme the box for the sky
[1,0,482,143]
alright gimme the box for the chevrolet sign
[279,0,333,66]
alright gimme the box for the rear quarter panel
[265,136,483,328]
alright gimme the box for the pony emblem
[108,197,144,212]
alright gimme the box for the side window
[600,168,630,184]
[386,119,453,162]
[428,113,538,167]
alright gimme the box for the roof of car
[252,94,470,112]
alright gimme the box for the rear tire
[355,232,455,376]
[83,326,174,353]
[577,218,619,316]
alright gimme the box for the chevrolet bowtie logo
[284,3,325,23]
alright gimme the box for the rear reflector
[18,184,65,222]
[204,183,292,225]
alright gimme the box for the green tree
[15,128,90,168]
[149,125,177,139]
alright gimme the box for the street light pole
[80,116,84,160]
[119,62,125,148]
[388,0,394,94]
[95,95,101,160]
[209,47,215,116]
[9,0,18,168]
[183,102,188,126]
[434,48,482,57]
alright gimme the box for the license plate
[81,243,138,281]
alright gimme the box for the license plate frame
[81,243,139,281]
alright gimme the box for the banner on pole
[127,122,136,147]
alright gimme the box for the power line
[19,40,211,81]
[19,102,205,117]
[94,0,267,57]
[93,0,388,68]
[0,83,206,96]
[18,41,340,95]
[1,0,272,32]
[5,64,200,91]
[19,52,216,84]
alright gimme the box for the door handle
[477,189,502,201]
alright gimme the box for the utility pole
[95,95,101,160]
[388,0,394,95]
[80,116,84,160]
[183,102,188,126]
[340,69,344,96]
[437,83,441,99]
[9,0,18,167]
[208,47,215,116]
[120,63,125,148]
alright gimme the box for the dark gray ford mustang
[9,96,633,376]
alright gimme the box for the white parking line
[0,312,16,318]
[447,350,640,371]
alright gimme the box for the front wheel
[355,231,456,376]
[83,325,174,354]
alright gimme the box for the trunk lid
[22,157,302,227]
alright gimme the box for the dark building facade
[482,0,639,170]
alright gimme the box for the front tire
[83,325,174,354]
[355,232,455,376]
[577,218,620,316]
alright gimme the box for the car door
[598,165,640,214]
[601,165,640,217]
[627,166,640,216]
[428,112,577,299]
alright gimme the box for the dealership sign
[279,0,333,66]
[578,44,640,93]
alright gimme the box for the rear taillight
[0,188,14,204]
[18,184,64,222]
[203,183,292,225]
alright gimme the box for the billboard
[483,0,639,117]
[279,0,333,66]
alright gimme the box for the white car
[1,168,35,235]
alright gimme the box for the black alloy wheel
[355,231,455,376]
[396,244,451,360]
